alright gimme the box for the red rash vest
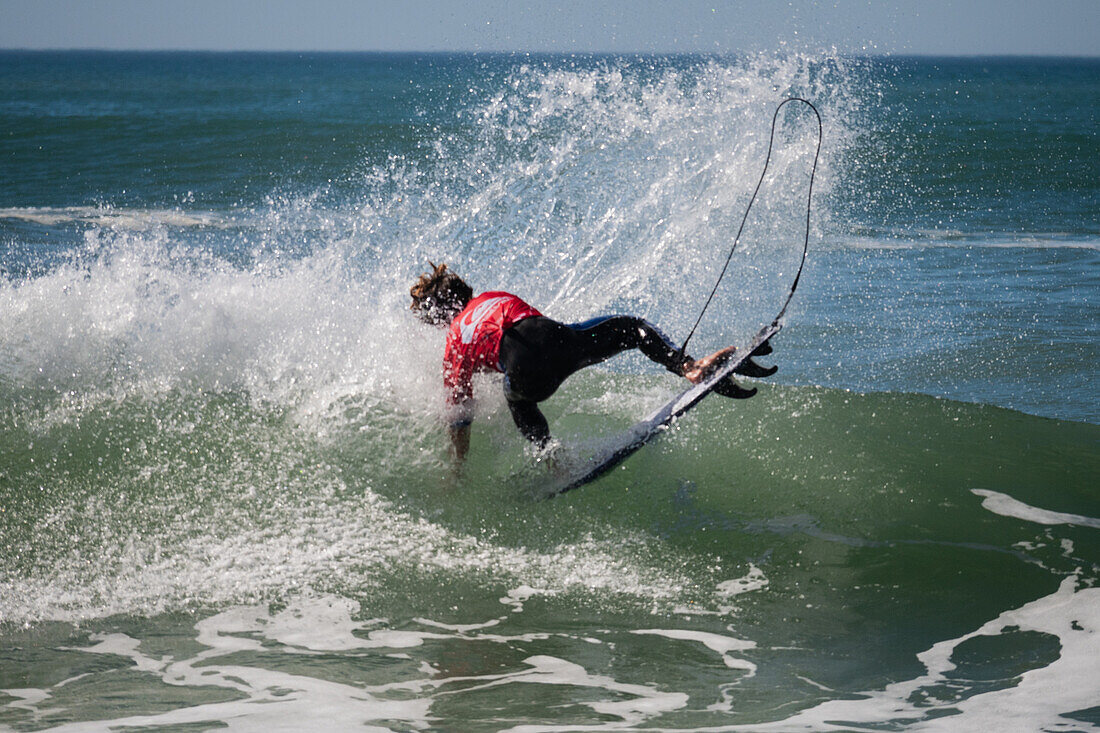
[443,291,541,405]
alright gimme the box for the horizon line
[2,47,1099,60]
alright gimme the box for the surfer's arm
[444,393,474,462]
[444,395,474,462]
[443,355,476,462]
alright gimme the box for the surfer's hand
[448,423,471,462]
[445,457,464,488]
[682,346,737,384]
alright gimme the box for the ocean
[0,51,1097,731]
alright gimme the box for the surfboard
[545,322,781,497]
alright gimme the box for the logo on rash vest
[459,296,509,344]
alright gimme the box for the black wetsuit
[498,315,690,447]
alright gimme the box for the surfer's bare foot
[682,346,736,384]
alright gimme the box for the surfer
[410,262,776,460]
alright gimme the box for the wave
[2,371,1096,623]
[832,231,1100,250]
[972,489,1100,530]
[1,377,1096,731]
[0,205,231,230]
[10,573,1094,731]
[6,206,1096,254]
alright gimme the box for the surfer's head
[410,262,473,326]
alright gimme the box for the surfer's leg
[499,316,683,448]
[499,317,572,402]
[506,397,551,449]
[499,324,560,447]
[566,316,691,376]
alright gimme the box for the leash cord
[678,97,822,357]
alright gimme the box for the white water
[4,577,1096,732]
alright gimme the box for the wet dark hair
[410,262,473,325]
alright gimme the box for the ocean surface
[1,51,1097,731]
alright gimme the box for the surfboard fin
[713,378,757,399]
[750,338,774,357]
[734,358,778,378]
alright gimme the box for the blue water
[1,51,1098,731]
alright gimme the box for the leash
[679,97,823,358]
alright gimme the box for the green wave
[3,374,1095,624]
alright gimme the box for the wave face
[1,51,1098,731]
